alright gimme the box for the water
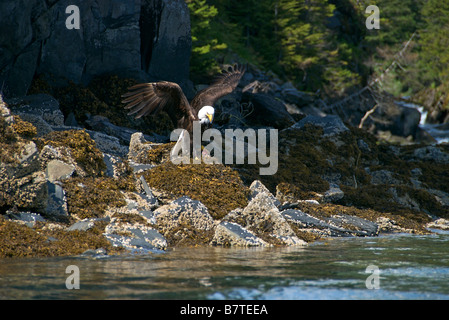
[1,230,449,300]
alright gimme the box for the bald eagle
[122,64,245,135]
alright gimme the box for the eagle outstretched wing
[121,81,195,128]
[190,64,245,111]
[122,64,245,130]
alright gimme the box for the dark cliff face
[0,0,192,98]
[141,0,191,85]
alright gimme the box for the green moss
[63,176,135,220]
[142,162,249,219]
[0,216,123,258]
[37,130,106,176]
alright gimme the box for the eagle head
[198,105,215,124]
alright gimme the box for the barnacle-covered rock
[153,196,215,246]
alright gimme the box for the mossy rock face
[142,162,249,219]
[128,133,175,165]
[88,75,137,112]
[63,176,136,220]
[341,184,449,219]
[37,130,106,177]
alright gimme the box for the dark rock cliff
[0,0,192,98]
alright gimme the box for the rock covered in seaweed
[105,217,167,252]
[223,193,306,246]
[211,221,269,247]
[153,196,215,247]
[141,161,249,219]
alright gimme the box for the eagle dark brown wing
[121,81,196,129]
[191,64,245,112]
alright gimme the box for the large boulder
[223,193,306,246]
[242,92,295,129]
[105,217,167,252]
[0,0,42,97]
[153,196,216,245]
[289,115,349,137]
[211,221,269,247]
[364,102,421,139]
[40,0,142,85]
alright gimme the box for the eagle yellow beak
[207,113,213,123]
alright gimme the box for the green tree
[275,0,363,93]
[418,0,449,85]
[186,0,227,77]
[211,0,279,69]
[356,0,426,96]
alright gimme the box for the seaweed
[12,115,37,139]
[37,130,106,176]
[63,176,135,220]
[142,162,249,219]
[0,216,123,258]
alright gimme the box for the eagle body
[122,65,245,135]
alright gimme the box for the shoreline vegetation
[1,0,449,258]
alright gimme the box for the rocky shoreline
[1,89,449,258]
[1,0,449,259]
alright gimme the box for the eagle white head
[198,105,215,124]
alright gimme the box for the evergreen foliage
[186,0,449,99]
[186,0,227,78]
[419,0,449,86]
